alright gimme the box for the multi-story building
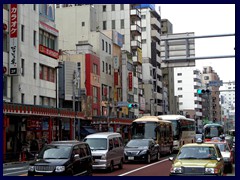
[220,81,235,110]
[3,4,82,162]
[138,4,163,116]
[201,66,221,123]
[93,4,143,118]
[174,67,203,120]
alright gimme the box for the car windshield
[84,138,107,150]
[126,139,149,148]
[38,145,72,159]
[178,146,217,160]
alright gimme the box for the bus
[131,116,173,155]
[202,123,224,142]
[157,115,196,151]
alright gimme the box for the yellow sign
[122,107,128,115]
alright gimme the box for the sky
[158,4,235,83]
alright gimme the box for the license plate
[128,157,134,160]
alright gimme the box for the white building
[220,81,235,110]
[3,4,59,106]
[174,67,202,119]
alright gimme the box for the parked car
[169,139,224,176]
[83,132,124,172]
[124,139,160,163]
[205,139,234,173]
[28,140,93,176]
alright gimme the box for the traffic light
[128,103,138,109]
[197,89,211,94]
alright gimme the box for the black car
[28,140,93,176]
[124,139,160,163]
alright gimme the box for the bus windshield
[204,125,224,139]
[171,120,180,140]
[131,122,157,139]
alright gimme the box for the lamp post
[55,64,62,141]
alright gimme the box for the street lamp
[55,64,62,141]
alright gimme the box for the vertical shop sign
[114,71,118,86]
[9,4,18,75]
[128,72,132,91]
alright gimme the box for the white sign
[113,56,119,69]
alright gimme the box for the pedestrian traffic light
[197,89,211,94]
[128,103,138,109]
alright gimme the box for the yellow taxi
[169,139,224,176]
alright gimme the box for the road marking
[3,170,28,176]
[5,167,26,171]
[118,158,169,176]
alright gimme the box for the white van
[83,132,124,172]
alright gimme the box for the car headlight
[139,150,148,155]
[101,154,107,160]
[205,168,218,174]
[55,166,65,172]
[28,166,35,172]
[170,167,183,174]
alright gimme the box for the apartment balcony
[194,104,202,109]
[195,111,202,116]
[151,30,161,41]
[193,73,201,80]
[194,81,201,87]
[157,80,162,88]
[156,68,162,76]
[131,40,141,49]
[156,105,163,113]
[194,96,202,101]
[156,54,161,63]
[130,8,141,20]
[156,42,161,52]
[131,24,142,36]
[154,92,163,100]
[151,17,161,30]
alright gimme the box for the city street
[3,155,235,176]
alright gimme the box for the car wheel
[146,154,151,164]
[108,161,114,172]
[118,159,123,169]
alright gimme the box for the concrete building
[174,67,203,120]
[201,66,221,123]
[138,4,163,116]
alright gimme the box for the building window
[21,59,24,76]
[33,4,36,11]
[177,73,182,76]
[141,15,146,19]
[33,63,36,79]
[105,42,108,53]
[112,20,115,29]
[142,39,146,43]
[122,35,125,44]
[120,4,124,10]
[93,64,97,74]
[21,93,25,104]
[204,76,209,80]
[142,27,146,31]
[109,44,111,54]
[121,19,124,29]
[106,63,108,74]
[102,61,105,72]
[103,5,106,12]
[102,39,104,51]
[178,80,182,83]
[111,4,115,11]
[178,95,183,98]
[21,25,25,42]
[82,22,85,26]
[3,32,8,52]
[93,86,98,103]
[39,29,57,51]
[34,95,37,105]
[178,87,183,90]
[103,21,107,30]
[109,65,111,75]
[33,30,36,46]
[3,76,7,97]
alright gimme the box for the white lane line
[3,170,28,176]
[118,158,169,176]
